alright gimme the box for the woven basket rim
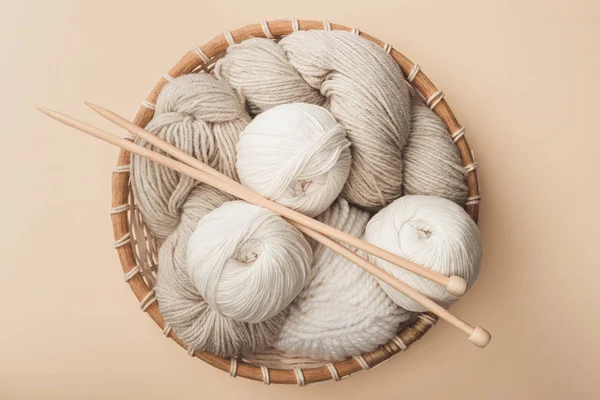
[110,19,481,386]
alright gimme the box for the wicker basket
[110,19,481,385]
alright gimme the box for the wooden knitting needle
[83,102,468,298]
[37,106,491,348]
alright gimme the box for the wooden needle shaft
[84,102,467,296]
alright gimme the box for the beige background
[1,0,599,398]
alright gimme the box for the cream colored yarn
[187,201,313,323]
[363,195,482,312]
[131,74,293,357]
[216,30,468,209]
[236,103,352,217]
[274,198,412,361]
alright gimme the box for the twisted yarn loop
[187,201,312,323]
[237,103,352,217]
[274,198,412,361]
[363,195,482,311]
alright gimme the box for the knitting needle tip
[36,106,57,118]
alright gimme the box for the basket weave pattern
[110,19,481,385]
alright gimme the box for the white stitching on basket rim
[112,164,130,173]
[139,290,156,311]
[323,20,332,31]
[261,20,274,39]
[229,358,238,377]
[162,73,173,82]
[353,355,371,370]
[260,365,270,385]
[426,90,444,109]
[429,93,445,109]
[293,367,305,386]
[140,100,156,111]
[224,31,235,46]
[188,346,195,356]
[466,195,482,206]
[123,265,140,282]
[383,43,393,55]
[452,127,466,142]
[351,27,360,35]
[291,18,299,32]
[193,47,210,63]
[109,204,129,215]
[113,232,131,249]
[407,64,420,82]
[392,335,408,351]
[162,324,172,337]
[465,162,479,173]
[326,363,341,381]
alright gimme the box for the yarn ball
[363,195,482,312]
[187,201,313,323]
[236,103,352,217]
[274,198,412,361]
[216,31,412,210]
[155,187,287,357]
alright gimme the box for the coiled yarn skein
[131,73,250,240]
[216,30,469,209]
[187,201,313,323]
[216,31,412,210]
[403,97,468,205]
[131,74,292,357]
[363,195,482,312]
[274,198,412,361]
[236,103,352,217]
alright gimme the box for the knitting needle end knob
[446,275,467,296]
[468,326,491,348]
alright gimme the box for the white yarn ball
[236,103,352,217]
[363,195,482,312]
[274,198,412,361]
[187,201,313,323]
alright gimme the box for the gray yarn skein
[216,31,412,210]
[215,31,468,209]
[131,74,287,357]
[155,186,286,357]
[403,97,468,205]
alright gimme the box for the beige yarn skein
[131,74,292,357]
[403,98,468,205]
[216,31,412,210]
[216,30,469,209]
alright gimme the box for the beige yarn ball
[236,103,352,217]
